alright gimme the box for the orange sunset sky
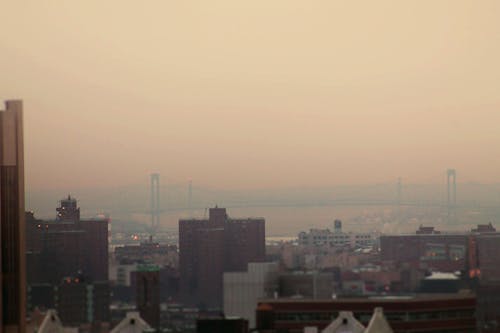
[1,1,499,191]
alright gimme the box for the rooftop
[259,292,475,304]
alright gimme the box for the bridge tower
[447,169,456,223]
[188,179,193,218]
[396,177,402,223]
[150,173,160,238]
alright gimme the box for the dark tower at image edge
[0,100,26,333]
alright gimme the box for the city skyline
[3,1,500,332]
[2,1,500,191]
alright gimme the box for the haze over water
[26,182,500,236]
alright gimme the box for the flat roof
[259,293,475,303]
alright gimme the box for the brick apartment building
[179,207,265,308]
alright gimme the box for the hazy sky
[1,1,499,191]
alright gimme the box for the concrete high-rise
[223,262,279,328]
[179,207,265,308]
[0,100,26,333]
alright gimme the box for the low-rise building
[256,293,476,333]
[298,220,376,249]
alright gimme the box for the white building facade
[223,262,278,328]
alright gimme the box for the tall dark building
[0,100,26,333]
[135,264,160,330]
[56,277,110,328]
[79,217,109,282]
[179,207,265,308]
[26,201,109,285]
[56,195,80,222]
[25,197,109,326]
